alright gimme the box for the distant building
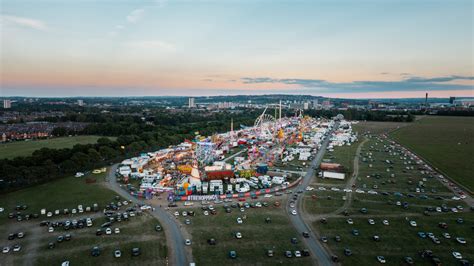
[188,97,196,108]
[449,97,456,104]
[77,99,85,106]
[312,99,318,108]
[3,100,11,109]
[303,102,309,110]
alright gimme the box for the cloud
[0,15,48,31]
[240,75,474,93]
[127,9,145,23]
[404,75,474,83]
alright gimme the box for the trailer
[322,171,345,180]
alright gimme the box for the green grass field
[177,202,312,266]
[314,212,474,266]
[304,121,473,265]
[390,116,474,192]
[0,172,118,225]
[0,135,116,160]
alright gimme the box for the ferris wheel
[254,107,276,138]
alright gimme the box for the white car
[331,187,340,192]
[182,211,187,217]
[382,220,389,226]
[291,210,297,216]
[264,194,273,198]
[12,245,21,252]
[86,218,93,227]
[61,261,70,266]
[48,227,54,233]
[452,196,461,201]
[2,246,10,254]
[377,256,386,264]
[368,190,378,195]
[460,195,466,199]
[0,207,4,213]
[203,211,209,216]
[443,232,451,239]
[174,211,180,216]
[184,239,192,246]
[294,250,302,257]
[318,187,327,191]
[343,189,352,193]
[114,249,121,258]
[355,189,365,194]
[305,186,314,191]
[105,228,112,235]
[47,212,53,217]
[237,217,243,224]
[235,232,242,239]
[452,251,462,259]
[347,219,353,225]
[368,219,375,225]
[114,228,120,234]
[409,221,417,227]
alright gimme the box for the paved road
[286,123,339,266]
[106,164,192,266]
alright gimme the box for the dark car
[65,234,71,241]
[344,248,352,256]
[57,235,64,243]
[291,238,298,244]
[132,247,141,256]
[91,246,100,257]
[229,250,237,259]
[96,229,103,236]
[302,249,310,257]
[285,251,292,258]
[302,232,310,238]
[48,242,55,249]
[404,256,414,264]
[207,238,216,245]
[331,255,339,262]
[155,225,162,232]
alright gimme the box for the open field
[304,121,473,265]
[314,212,474,265]
[390,116,474,192]
[176,200,312,266]
[0,136,116,160]
[353,121,410,135]
[0,170,167,265]
[0,172,117,224]
[34,214,167,266]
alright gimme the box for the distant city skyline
[1,0,473,98]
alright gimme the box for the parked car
[114,249,121,258]
[132,247,141,256]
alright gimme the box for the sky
[0,0,473,98]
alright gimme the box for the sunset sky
[1,0,473,98]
